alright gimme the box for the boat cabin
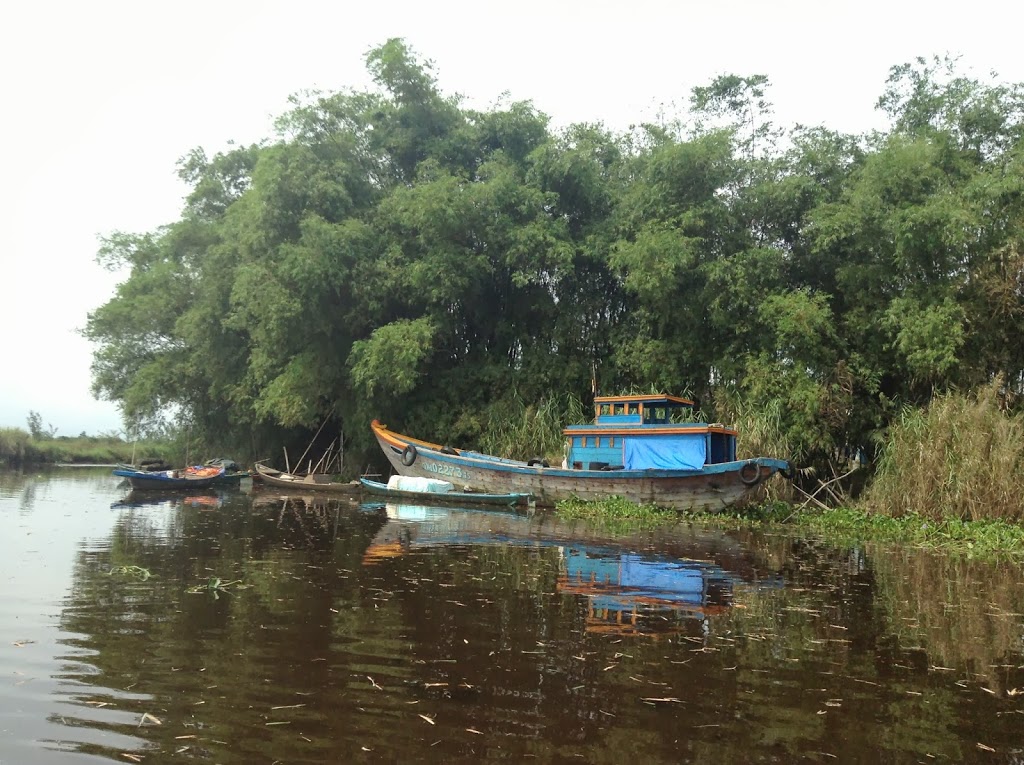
[562,394,737,471]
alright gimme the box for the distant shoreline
[55,463,119,468]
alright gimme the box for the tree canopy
[86,46,1024,474]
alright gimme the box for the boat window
[599,403,611,416]
[628,404,638,415]
[614,403,625,415]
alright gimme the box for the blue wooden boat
[371,393,790,511]
[359,477,529,507]
[112,465,247,491]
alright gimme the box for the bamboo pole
[313,439,336,475]
[294,415,330,474]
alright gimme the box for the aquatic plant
[107,565,155,580]
[556,495,1024,556]
[557,495,677,524]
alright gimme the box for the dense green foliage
[86,45,1024,486]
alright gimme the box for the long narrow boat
[253,462,362,497]
[371,393,790,511]
[112,465,246,491]
[359,477,529,507]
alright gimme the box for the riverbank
[0,427,158,468]
[555,496,1024,558]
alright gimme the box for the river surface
[2,469,1024,764]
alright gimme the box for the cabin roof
[594,394,694,407]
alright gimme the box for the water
[2,469,1024,763]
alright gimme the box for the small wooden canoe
[359,477,530,507]
[253,462,362,497]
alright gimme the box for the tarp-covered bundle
[386,475,454,493]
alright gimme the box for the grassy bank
[555,496,1024,557]
[0,427,170,467]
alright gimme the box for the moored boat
[253,462,363,497]
[359,476,529,507]
[371,393,790,511]
[112,464,247,491]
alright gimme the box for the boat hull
[253,463,363,497]
[371,420,788,512]
[113,470,246,491]
[359,478,528,507]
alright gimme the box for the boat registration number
[424,461,468,480]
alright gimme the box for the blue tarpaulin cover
[623,436,706,471]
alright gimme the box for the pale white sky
[1,0,1021,435]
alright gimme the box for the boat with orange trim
[112,464,246,491]
[371,393,789,511]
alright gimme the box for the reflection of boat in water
[358,501,777,635]
[250,489,359,510]
[111,490,226,510]
[559,548,732,636]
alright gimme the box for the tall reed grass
[713,392,795,502]
[718,395,794,464]
[0,427,34,465]
[866,381,1024,522]
[478,394,588,462]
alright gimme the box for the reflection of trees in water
[52,499,767,761]
[55,497,390,762]
[869,546,1024,692]
[711,534,1024,763]
[49,498,1024,764]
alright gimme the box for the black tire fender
[739,460,761,486]
[401,444,418,467]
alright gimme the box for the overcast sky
[1,0,1022,435]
